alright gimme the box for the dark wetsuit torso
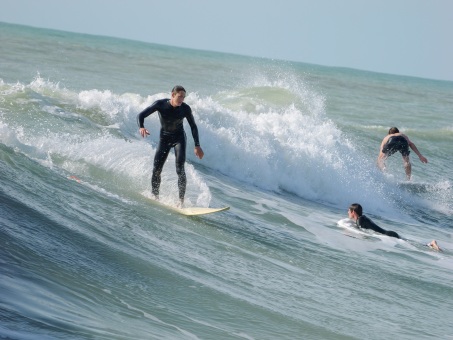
[382,135,410,157]
[137,99,200,144]
[137,99,200,199]
[357,215,400,239]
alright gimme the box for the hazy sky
[2,0,452,81]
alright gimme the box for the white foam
[2,75,451,217]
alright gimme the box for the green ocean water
[1,22,453,339]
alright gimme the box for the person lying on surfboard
[377,127,428,181]
[348,203,442,251]
[137,85,204,206]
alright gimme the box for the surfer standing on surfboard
[137,85,204,206]
[377,127,428,180]
[348,203,442,251]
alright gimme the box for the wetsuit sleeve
[136,100,159,128]
[185,107,201,147]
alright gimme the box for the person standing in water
[137,86,204,206]
[377,127,428,180]
[347,203,441,251]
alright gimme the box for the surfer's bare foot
[178,199,184,208]
[153,195,159,201]
[427,240,442,252]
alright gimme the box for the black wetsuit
[382,135,410,157]
[137,99,200,200]
[356,215,400,239]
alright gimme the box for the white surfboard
[171,206,230,216]
[337,218,374,240]
[396,181,442,194]
[150,198,230,216]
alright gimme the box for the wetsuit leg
[174,132,187,200]
[152,137,172,197]
[385,231,400,239]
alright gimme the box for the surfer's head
[170,85,186,107]
[348,203,363,217]
[388,127,399,135]
[172,85,186,94]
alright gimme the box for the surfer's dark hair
[388,127,399,134]
[172,85,186,94]
[349,203,363,216]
